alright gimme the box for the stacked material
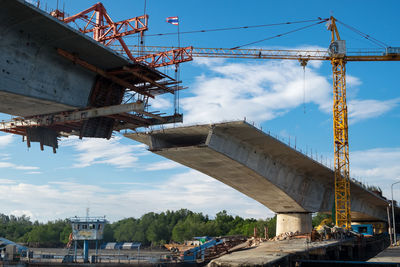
[271,231,307,241]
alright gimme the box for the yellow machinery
[315,218,333,232]
[128,17,400,229]
[328,17,351,229]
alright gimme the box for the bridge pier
[276,213,312,235]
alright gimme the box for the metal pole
[391,181,400,245]
[95,240,98,263]
[118,247,120,264]
[83,240,89,263]
[74,240,77,262]
[387,204,393,245]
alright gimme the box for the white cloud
[0,181,109,221]
[0,179,16,184]
[0,135,13,148]
[0,162,14,168]
[25,0,37,5]
[0,170,272,222]
[11,210,34,219]
[48,181,108,194]
[103,170,273,221]
[181,59,332,124]
[348,98,400,123]
[61,136,143,168]
[347,75,362,88]
[0,162,39,170]
[148,96,173,110]
[351,147,400,202]
[193,57,227,67]
[181,58,398,125]
[145,160,182,171]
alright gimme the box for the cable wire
[230,19,328,49]
[126,18,328,38]
[336,20,388,48]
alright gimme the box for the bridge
[0,1,392,235]
[125,121,389,235]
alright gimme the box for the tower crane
[125,17,400,229]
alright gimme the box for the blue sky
[0,0,399,222]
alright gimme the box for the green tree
[0,210,278,248]
[214,210,234,236]
[102,224,114,242]
[113,218,138,242]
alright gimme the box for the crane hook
[298,59,308,114]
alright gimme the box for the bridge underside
[126,121,389,224]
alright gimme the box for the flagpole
[166,16,181,117]
[176,17,180,115]
[177,22,180,48]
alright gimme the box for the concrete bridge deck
[126,121,389,233]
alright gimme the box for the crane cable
[303,65,306,114]
[335,19,388,48]
[299,59,308,114]
[126,18,328,38]
[230,19,328,49]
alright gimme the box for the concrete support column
[276,213,312,235]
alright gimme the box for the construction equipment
[122,17,400,229]
[352,224,374,237]
[182,236,247,263]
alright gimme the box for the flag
[166,16,179,25]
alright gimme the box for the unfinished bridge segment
[0,0,181,151]
[126,121,389,235]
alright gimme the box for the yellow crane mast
[328,17,351,228]
[126,17,400,229]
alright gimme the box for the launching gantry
[0,1,186,152]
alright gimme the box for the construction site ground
[208,238,342,266]
[367,245,400,263]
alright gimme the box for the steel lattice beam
[332,58,351,228]
[63,3,148,61]
[134,46,194,68]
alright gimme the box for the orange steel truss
[135,46,193,68]
[62,3,148,61]
[60,3,191,68]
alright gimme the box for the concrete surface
[368,246,400,263]
[276,213,312,235]
[208,239,340,267]
[126,121,389,225]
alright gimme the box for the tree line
[0,210,332,247]
[0,210,279,247]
